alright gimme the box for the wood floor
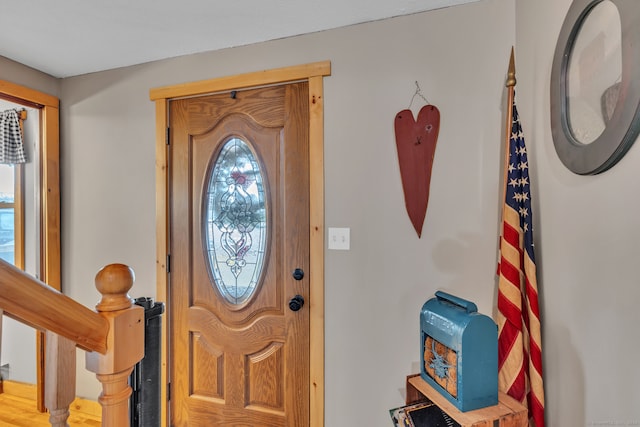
[0,381,101,427]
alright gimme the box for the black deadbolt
[292,268,304,281]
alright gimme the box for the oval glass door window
[203,137,268,305]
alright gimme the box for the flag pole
[503,47,516,201]
[499,48,516,256]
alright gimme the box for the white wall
[517,0,640,425]
[59,0,515,424]
[3,0,638,424]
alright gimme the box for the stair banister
[45,332,76,426]
[0,261,145,426]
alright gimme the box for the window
[0,164,22,267]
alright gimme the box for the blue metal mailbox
[420,291,498,412]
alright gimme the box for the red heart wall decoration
[394,104,440,237]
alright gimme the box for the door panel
[170,83,309,426]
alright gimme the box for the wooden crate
[406,374,527,427]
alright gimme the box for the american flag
[496,97,545,427]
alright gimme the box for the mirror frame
[550,0,640,175]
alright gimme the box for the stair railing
[0,261,144,426]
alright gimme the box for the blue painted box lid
[420,291,498,412]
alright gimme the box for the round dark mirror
[551,0,640,174]
[566,1,620,145]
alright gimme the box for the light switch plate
[328,227,350,250]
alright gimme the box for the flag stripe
[504,355,526,402]
[497,289,521,327]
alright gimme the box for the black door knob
[289,295,304,312]
[292,268,304,281]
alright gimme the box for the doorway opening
[0,79,60,411]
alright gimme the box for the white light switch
[328,227,350,250]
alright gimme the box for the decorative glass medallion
[204,137,267,305]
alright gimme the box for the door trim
[150,61,330,427]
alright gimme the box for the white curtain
[0,109,26,164]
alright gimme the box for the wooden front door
[169,82,310,426]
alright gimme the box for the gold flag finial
[506,47,516,88]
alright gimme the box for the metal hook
[408,81,430,109]
[230,90,237,99]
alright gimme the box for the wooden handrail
[0,259,109,354]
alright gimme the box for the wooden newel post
[85,264,144,427]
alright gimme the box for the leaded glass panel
[204,137,267,305]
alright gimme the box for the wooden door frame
[0,79,61,410]
[150,61,330,427]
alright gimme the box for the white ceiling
[1,0,479,78]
